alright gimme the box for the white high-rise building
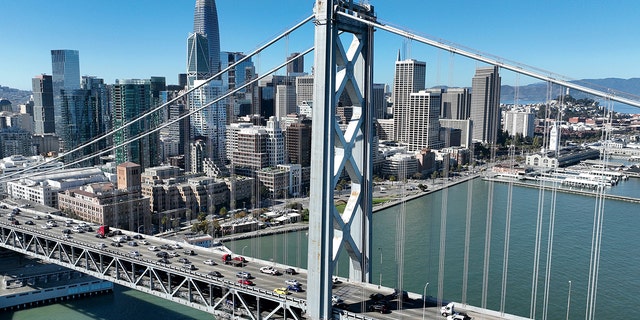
[188,79,226,160]
[406,90,442,151]
[295,75,314,106]
[393,59,426,143]
[275,84,297,120]
[504,110,535,138]
[265,117,285,167]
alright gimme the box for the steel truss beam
[0,223,306,319]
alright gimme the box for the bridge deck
[0,206,528,319]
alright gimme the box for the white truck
[441,302,471,319]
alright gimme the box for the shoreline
[371,173,480,212]
[219,173,481,242]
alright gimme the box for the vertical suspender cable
[437,149,449,308]
[586,97,611,319]
[481,66,500,309]
[542,88,564,319]
[530,81,553,318]
[500,73,520,314]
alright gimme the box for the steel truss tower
[307,1,376,319]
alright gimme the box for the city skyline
[1,0,640,92]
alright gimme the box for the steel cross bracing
[0,223,306,320]
[307,1,376,319]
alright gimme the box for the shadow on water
[0,284,213,320]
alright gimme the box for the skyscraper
[51,50,80,140]
[392,58,426,143]
[188,0,225,162]
[406,90,442,151]
[193,0,220,76]
[441,88,471,120]
[372,83,386,120]
[111,79,160,169]
[32,74,55,135]
[286,52,304,75]
[470,66,501,144]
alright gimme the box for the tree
[185,209,192,225]
[389,175,396,185]
[301,208,310,222]
[219,207,228,217]
[412,172,423,180]
[197,213,207,222]
[161,215,168,232]
[431,171,440,183]
[172,218,180,231]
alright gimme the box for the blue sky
[1,0,639,92]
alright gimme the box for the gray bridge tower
[307,1,377,319]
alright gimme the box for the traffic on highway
[1,204,506,319]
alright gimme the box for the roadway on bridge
[2,206,521,320]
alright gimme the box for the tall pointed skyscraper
[193,0,220,75]
[187,0,225,165]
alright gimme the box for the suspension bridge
[2,1,640,319]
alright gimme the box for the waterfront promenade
[214,172,481,243]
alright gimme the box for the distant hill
[0,85,32,107]
[500,78,640,102]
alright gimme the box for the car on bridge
[130,251,140,257]
[447,314,471,320]
[208,271,223,277]
[283,267,297,275]
[260,266,280,275]
[285,279,299,286]
[177,258,190,264]
[140,240,150,245]
[25,220,34,225]
[287,284,303,292]
[273,287,289,295]
[236,271,252,279]
[238,278,253,285]
[168,251,180,257]
[204,259,216,265]
[148,246,159,251]
[156,251,168,258]
[368,301,390,314]
[182,264,196,271]
[332,295,343,304]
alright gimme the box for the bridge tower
[307,0,376,319]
